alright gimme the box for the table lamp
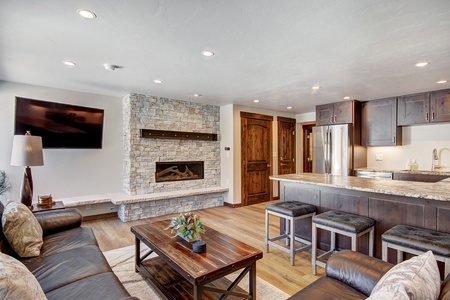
[10,131,44,207]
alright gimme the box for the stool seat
[266,201,316,217]
[312,211,375,234]
[382,225,450,257]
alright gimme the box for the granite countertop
[355,168,450,176]
[270,173,450,202]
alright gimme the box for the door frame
[240,112,273,206]
[301,122,315,173]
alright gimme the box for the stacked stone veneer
[121,94,223,221]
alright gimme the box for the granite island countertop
[270,173,450,202]
[355,168,450,176]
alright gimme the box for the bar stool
[382,224,450,278]
[265,201,316,266]
[311,210,375,275]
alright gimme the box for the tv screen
[14,97,104,149]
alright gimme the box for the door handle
[329,116,333,123]
[267,164,271,168]
[432,112,435,120]
[280,163,287,166]
[426,112,429,121]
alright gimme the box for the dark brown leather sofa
[0,205,138,300]
[289,250,450,299]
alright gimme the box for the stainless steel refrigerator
[312,124,366,175]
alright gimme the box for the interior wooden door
[241,112,273,206]
[302,123,315,173]
[277,117,296,175]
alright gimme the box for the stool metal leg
[382,241,388,261]
[369,228,374,257]
[445,258,450,278]
[397,250,404,263]
[331,231,336,251]
[351,234,357,252]
[290,216,295,265]
[285,218,290,246]
[265,209,269,253]
[312,223,317,275]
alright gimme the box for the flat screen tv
[14,97,104,149]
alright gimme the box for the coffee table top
[131,220,263,284]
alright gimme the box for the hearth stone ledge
[57,187,228,222]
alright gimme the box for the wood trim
[273,196,280,201]
[276,116,296,123]
[224,202,242,208]
[141,129,218,141]
[240,111,274,121]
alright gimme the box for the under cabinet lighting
[77,9,97,19]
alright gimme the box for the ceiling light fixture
[312,86,320,90]
[201,50,214,57]
[287,106,292,110]
[194,94,202,97]
[253,99,260,103]
[343,96,351,100]
[103,64,117,71]
[153,79,163,84]
[77,9,97,19]
[415,62,430,67]
[437,80,448,84]
[63,61,76,66]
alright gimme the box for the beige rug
[103,245,289,300]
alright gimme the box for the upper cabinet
[316,100,358,126]
[398,89,450,125]
[362,97,402,146]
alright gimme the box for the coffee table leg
[249,262,257,299]
[135,236,140,273]
[194,285,202,300]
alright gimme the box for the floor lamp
[10,131,44,207]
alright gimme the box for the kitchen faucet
[432,148,440,171]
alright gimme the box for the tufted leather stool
[382,224,450,278]
[311,210,375,275]
[265,201,317,266]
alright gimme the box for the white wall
[220,104,234,204]
[367,123,450,171]
[0,81,123,203]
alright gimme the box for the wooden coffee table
[131,220,263,300]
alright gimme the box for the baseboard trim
[224,202,242,208]
[273,196,280,200]
[82,212,118,222]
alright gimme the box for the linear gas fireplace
[155,161,204,182]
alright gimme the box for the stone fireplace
[155,161,204,182]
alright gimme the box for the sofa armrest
[34,208,83,236]
[326,250,393,296]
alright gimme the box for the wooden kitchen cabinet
[398,89,450,125]
[315,100,358,126]
[362,97,402,146]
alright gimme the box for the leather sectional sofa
[289,250,450,299]
[0,205,137,300]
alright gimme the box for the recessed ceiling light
[437,80,448,84]
[312,86,320,90]
[63,61,76,66]
[343,96,351,100]
[253,99,260,103]
[77,9,97,19]
[153,79,163,84]
[103,64,117,71]
[287,106,292,110]
[194,94,202,97]
[201,50,214,57]
[415,62,430,67]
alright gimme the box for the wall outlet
[375,154,384,161]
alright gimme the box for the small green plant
[0,170,12,196]
[165,212,205,241]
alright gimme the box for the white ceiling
[1,0,450,114]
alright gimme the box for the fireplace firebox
[155,161,204,182]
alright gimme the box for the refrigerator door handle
[326,128,331,174]
[327,128,332,173]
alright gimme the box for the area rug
[103,245,289,300]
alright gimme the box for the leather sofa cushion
[21,245,112,293]
[39,227,98,257]
[45,272,130,300]
[288,277,367,300]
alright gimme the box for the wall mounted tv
[14,97,104,149]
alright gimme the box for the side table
[31,201,65,213]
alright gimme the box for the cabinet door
[334,101,354,124]
[362,97,401,146]
[315,104,334,126]
[430,89,450,123]
[397,93,430,125]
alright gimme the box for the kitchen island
[270,173,450,262]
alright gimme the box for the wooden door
[302,123,314,173]
[241,112,273,206]
[277,117,296,175]
[430,89,450,123]
[397,93,430,125]
[315,104,334,126]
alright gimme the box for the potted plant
[0,170,12,199]
[165,212,205,242]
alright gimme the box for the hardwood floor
[83,202,324,296]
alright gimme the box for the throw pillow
[368,250,440,300]
[1,201,43,257]
[0,252,47,300]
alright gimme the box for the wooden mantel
[141,129,218,141]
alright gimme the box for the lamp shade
[11,133,44,167]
